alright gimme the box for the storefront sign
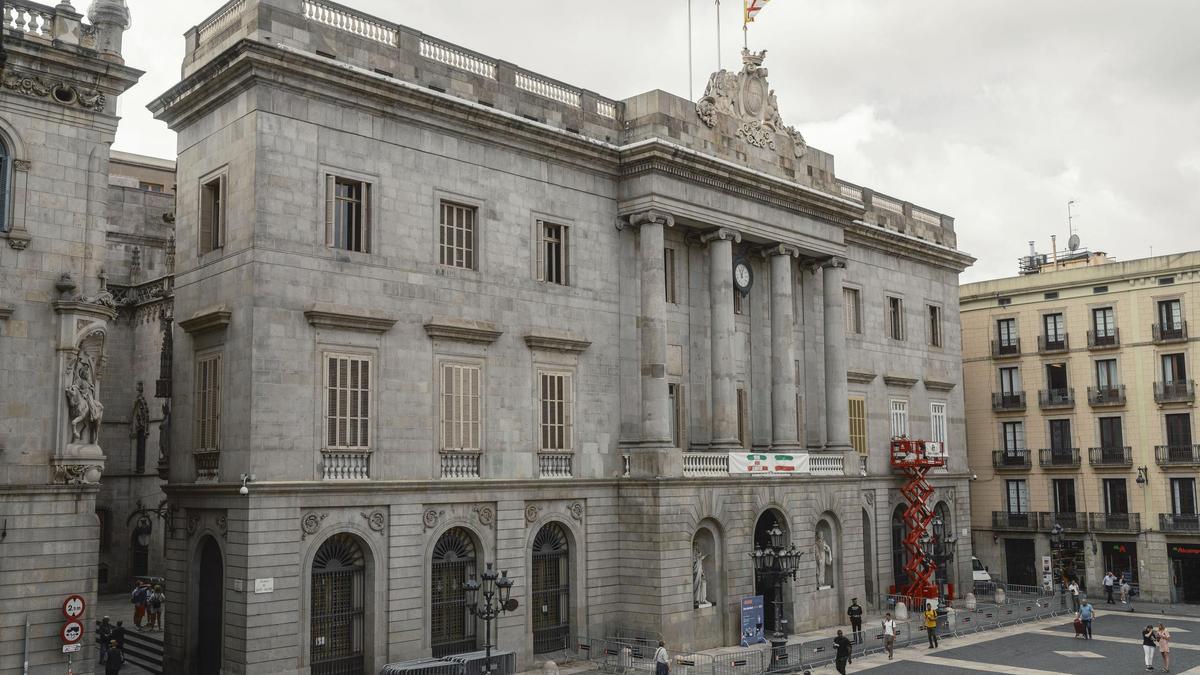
[1168,544,1200,559]
[739,595,767,647]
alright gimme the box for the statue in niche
[693,547,711,608]
[814,528,835,588]
[65,352,104,445]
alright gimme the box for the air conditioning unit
[442,650,516,675]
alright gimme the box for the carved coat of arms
[696,49,807,159]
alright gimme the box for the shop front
[1168,543,1200,603]
[1102,541,1138,586]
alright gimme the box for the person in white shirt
[882,612,897,660]
[1103,571,1116,604]
[653,640,670,675]
[1068,579,1081,613]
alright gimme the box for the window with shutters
[537,221,568,285]
[737,387,750,448]
[664,247,677,304]
[889,399,909,438]
[887,296,904,340]
[440,363,481,451]
[324,354,371,450]
[439,201,476,269]
[194,353,222,451]
[539,370,573,452]
[325,175,371,253]
[843,287,862,334]
[930,402,947,445]
[198,175,226,255]
[669,383,686,450]
[927,304,942,347]
[848,397,867,455]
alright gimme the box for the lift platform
[890,437,946,601]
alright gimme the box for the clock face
[734,262,752,290]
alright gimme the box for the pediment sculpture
[696,49,807,159]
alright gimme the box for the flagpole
[687,0,694,99]
[715,0,722,71]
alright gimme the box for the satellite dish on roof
[1068,233,1080,252]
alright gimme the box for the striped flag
[744,0,771,24]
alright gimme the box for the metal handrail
[1087,446,1132,467]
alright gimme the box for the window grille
[431,528,478,657]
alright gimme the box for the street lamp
[464,562,517,675]
[923,517,956,606]
[1048,522,1066,606]
[749,524,803,667]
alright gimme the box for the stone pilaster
[821,257,853,454]
[765,244,802,451]
[703,227,742,450]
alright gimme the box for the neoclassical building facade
[150,1,975,673]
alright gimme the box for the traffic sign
[61,620,83,644]
[62,643,81,654]
[62,594,86,619]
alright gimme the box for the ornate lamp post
[749,524,803,667]
[923,516,956,606]
[1048,522,1065,606]
[464,562,516,675]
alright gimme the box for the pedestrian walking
[1157,623,1171,672]
[1078,599,1094,640]
[131,581,150,630]
[1121,578,1132,605]
[105,640,125,675]
[882,613,897,660]
[833,629,853,674]
[111,621,127,651]
[97,616,113,664]
[1068,579,1081,613]
[847,597,863,644]
[923,603,939,649]
[1143,625,1158,671]
[147,585,165,631]
[653,640,670,675]
[1103,571,1116,604]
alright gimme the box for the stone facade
[0,1,139,673]
[148,1,975,673]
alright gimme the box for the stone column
[821,257,853,452]
[765,244,802,451]
[703,228,742,450]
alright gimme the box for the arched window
[532,522,570,653]
[431,528,478,657]
[311,534,366,675]
[891,505,908,590]
[0,138,10,234]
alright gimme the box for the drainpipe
[22,614,29,675]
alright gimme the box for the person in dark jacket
[847,598,864,644]
[111,621,127,651]
[97,617,113,663]
[105,640,125,674]
[833,629,853,674]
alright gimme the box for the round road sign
[62,594,86,619]
[61,620,84,644]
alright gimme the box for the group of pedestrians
[1102,570,1135,606]
[1143,623,1172,672]
[131,579,166,631]
[96,616,126,673]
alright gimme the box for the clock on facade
[733,260,753,294]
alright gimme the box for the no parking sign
[62,594,86,620]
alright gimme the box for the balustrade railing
[992,449,1031,470]
[1087,328,1120,349]
[3,2,54,39]
[302,0,397,45]
[418,37,497,79]
[195,0,246,45]
[538,453,573,479]
[991,391,1026,412]
[515,71,581,108]
[991,338,1021,358]
[1153,320,1188,344]
[682,452,729,477]
[193,450,220,482]
[440,452,481,479]
[1154,380,1196,404]
[1155,444,1200,466]
[1037,334,1069,353]
[1089,512,1140,532]
[1161,514,1200,533]
[1038,447,1080,469]
[838,183,863,201]
[911,208,942,226]
[595,99,617,119]
[809,453,844,476]
[1087,385,1126,407]
[321,450,370,480]
[1087,446,1132,467]
[1037,388,1075,410]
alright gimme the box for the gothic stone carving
[301,512,328,539]
[65,347,105,445]
[696,49,808,159]
[131,382,149,437]
[1,70,106,111]
[569,502,584,521]
[52,464,103,485]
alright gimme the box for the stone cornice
[523,329,591,353]
[51,299,117,321]
[923,378,958,392]
[760,243,800,258]
[179,306,232,335]
[700,227,742,244]
[845,221,975,273]
[618,209,676,231]
[305,304,398,334]
[883,375,919,389]
[846,370,878,384]
[423,317,503,344]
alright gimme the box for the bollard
[965,592,976,611]
[895,601,908,620]
[995,587,1006,604]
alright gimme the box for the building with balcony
[145,1,975,672]
[963,247,1200,604]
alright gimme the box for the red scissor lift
[890,437,946,602]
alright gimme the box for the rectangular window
[1096,359,1118,388]
[537,221,568,285]
[198,175,225,255]
[927,305,942,347]
[843,288,862,334]
[1104,479,1129,514]
[1006,479,1029,514]
[664,248,677,304]
[539,370,573,452]
[848,397,867,455]
[325,354,370,449]
[1092,307,1115,337]
[669,383,686,450]
[737,387,749,448]
[887,296,904,340]
[1172,477,1197,516]
[194,353,222,451]
[1043,313,1065,344]
[1049,418,1072,450]
[1166,413,1192,449]
[996,318,1017,347]
[1099,416,1124,449]
[734,288,745,315]
[439,201,476,269]
[1002,421,1024,453]
[325,175,371,253]
[889,399,909,438]
[1045,362,1068,391]
[1052,479,1077,514]
[930,402,947,445]
[1159,299,1183,330]
[140,182,164,192]
[999,367,1020,395]
[440,363,481,451]
[1163,353,1188,383]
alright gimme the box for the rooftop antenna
[1067,200,1080,252]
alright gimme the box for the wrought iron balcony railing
[991,338,1021,358]
[992,511,1044,530]
[1038,388,1075,409]
[1087,446,1132,468]
[1087,328,1120,349]
[1038,334,1069,354]
[991,391,1027,412]
[1087,385,1126,407]
[1039,447,1081,469]
[1089,512,1141,532]
[1153,320,1188,344]
[1155,444,1200,466]
[1154,380,1196,404]
[992,449,1031,470]
[1050,512,1087,531]
[1160,513,1200,533]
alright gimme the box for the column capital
[804,255,847,273]
[617,209,675,231]
[699,227,742,245]
[760,243,800,259]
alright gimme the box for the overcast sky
[113,0,1200,283]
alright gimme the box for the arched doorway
[753,509,790,634]
[532,522,570,653]
[311,533,367,675]
[194,536,223,675]
[431,527,479,657]
[891,505,908,592]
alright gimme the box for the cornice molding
[846,370,878,385]
[883,375,919,389]
[179,306,232,335]
[524,329,591,353]
[424,316,503,344]
[923,378,958,392]
[845,221,975,272]
[305,304,398,334]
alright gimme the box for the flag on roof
[744,0,772,24]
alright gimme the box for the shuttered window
[537,221,568,285]
[325,354,371,449]
[198,176,225,255]
[848,397,867,455]
[194,353,222,451]
[325,175,371,253]
[889,399,909,438]
[539,371,574,452]
[843,288,861,334]
[930,402,947,445]
[439,201,476,269]
[441,363,481,451]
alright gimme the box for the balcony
[539,453,573,478]
[1087,328,1120,350]
[1153,321,1188,344]
[1037,334,1070,354]
[1155,444,1200,466]
[992,449,1031,470]
[810,453,846,476]
[1155,380,1195,404]
[683,452,729,477]
[991,391,1027,412]
[1088,446,1133,468]
[1038,388,1075,410]
[321,450,371,480]
[440,452,482,478]
[1039,447,1081,469]
[1160,514,1200,533]
[1090,512,1141,532]
[991,338,1021,359]
[1087,385,1126,407]
[992,511,1045,530]
[1049,512,1087,531]
[193,449,220,482]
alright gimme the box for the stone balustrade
[321,450,370,480]
[3,1,53,38]
[440,452,481,479]
[515,71,582,108]
[538,453,573,479]
[683,452,730,477]
[809,453,845,476]
[301,0,397,45]
[418,37,496,79]
[195,0,245,45]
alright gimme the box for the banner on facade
[739,595,767,647]
[729,453,810,475]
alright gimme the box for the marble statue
[814,530,834,588]
[65,352,104,445]
[693,547,711,608]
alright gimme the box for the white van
[972,556,994,587]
